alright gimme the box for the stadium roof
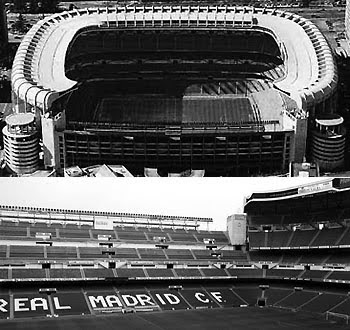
[12,5,337,113]
[245,178,350,204]
[0,204,213,224]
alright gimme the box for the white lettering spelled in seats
[105,295,123,308]
[154,294,166,305]
[30,298,48,311]
[14,298,29,312]
[89,296,107,308]
[136,294,155,306]
[122,295,138,307]
[164,293,180,305]
[210,292,223,303]
[53,297,71,310]
[195,293,209,303]
[0,299,8,313]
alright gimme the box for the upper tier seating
[289,230,317,247]
[201,268,228,277]
[116,228,147,241]
[9,245,44,259]
[115,268,146,277]
[310,228,344,247]
[0,220,232,246]
[192,249,217,260]
[0,269,8,279]
[59,228,91,239]
[298,253,330,265]
[49,268,82,279]
[175,268,203,277]
[326,252,350,265]
[165,249,194,260]
[91,229,115,239]
[11,269,47,279]
[327,271,350,281]
[266,231,291,248]
[195,231,229,244]
[145,268,175,277]
[138,248,167,260]
[112,248,139,259]
[0,225,28,237]
[266,269,302,278]
[67,30,281,66]
[0,245,7,258]
[83,268,115,278]
[147,230,167,241]
[248,231,266,248]
[280,254,301,264]
[221,250,249,262]
[249,251,282,263]
[78,247,108,259]
[227,268,263,278]
[29,226,57,238]
[47,246,78,259]
[167,229,197,242]
[300,270,330,280]
[249,227,349,249]
[337,228,350,246]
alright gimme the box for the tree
[11,14,30,34]
[13,0,59,13]
[39,0,59,13]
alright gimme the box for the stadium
[1,178,350,329]
[9,5,341,176]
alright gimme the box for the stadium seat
[59,228,91,239]
[165,249,194,260]
[300,270,330,280]
[11,269,47,279]
[275,290,319,309]
[47,246,78,259]
[266,231,292,248]
[231,287,262,306]
[227,268,263,278]
[79,247,108,259]
[327,271,350,281]
[310,228,343,247]
[9,245,44,259]
[0,269,9,279]
[0,245,7,258]
[248,231,266,248]
[266,268,302,279]
[264,288,294,306]
[138,248,167,260]
[145,268,175,277]
[83,268,115,278]
[115,268,146,277]
[300,293,348,313]
[174,268,203,277]
[49,268,82,279]
[201,268,229,277]
[289,230,316,247]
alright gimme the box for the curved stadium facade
[11,5,338,176]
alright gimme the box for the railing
[67,120,279,131]
[326,311,349,324]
